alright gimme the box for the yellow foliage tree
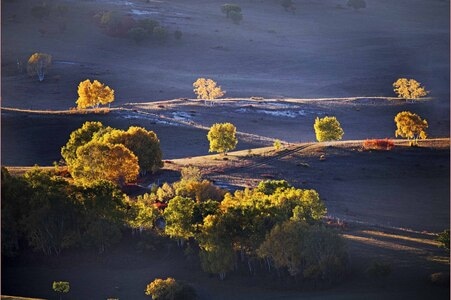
[207,122,238,154]
[76,79,115,109]
[393,78,428,100]
[71,141,139,186]
[394,111,428,146]
[193,78,225,105]
[27,53,52,82]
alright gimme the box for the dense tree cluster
[1,167,128,256]
[93,11,172,43]
[61,121,163,186]
[2,162,347,286]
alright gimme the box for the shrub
[174,30,183,40]
[31,5,51,20]
[145,277,196,299]
[362,139,395,151]
[273,139,282,151]
[229,10,243,24]
[347,0,366,10]
[429,272,450,286]
[139,18,160,34]
[128,27,147,43]
[366,261,392,278]
[221,4,241,18]
[436,229,450,251]
[153,26,168,42]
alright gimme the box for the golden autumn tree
[207,122,238,154]
[393,78,428,100]
[27,52,52,82]
[394,111,428,146]
[193,78,225,105]
[76,79,115,109]
[71,141,139,186]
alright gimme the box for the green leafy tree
[127,196,161,231]
[79,180,127,253]
[98,126,163,174]
[207,122,238,154]
[193,78,225,105]
[21,168,81,255]
[394,111,428,146]
[347,0,366,10]
[1,167,31,256]
[53,281,70,300]
[27,52,52,81]
[393,78,428,100]
[61,121,104,168]
[76,79,115,109]
[164,196,196,245]
[257,220,308,276]
[71,141,139,186]
[313,116,344,142]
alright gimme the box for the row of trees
[61,121,163,186]
[206,109,428,157]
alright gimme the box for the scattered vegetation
[52,281,70,300]
[362,139,395,151]
[366,261,392,279]
[347,0,367,10]
[313,116,344,142]
[436,229,450,251]
[76,79,115,109]
[221,4,242,18]
[273,139,282,151]
[145,278,196,300]
[27,53,52,82]
[193,78,225,105]
[281,0,296,13]
[207,122,238,154]
[394,111,428,146]
[393,78,428,100]
[429,272,450,287]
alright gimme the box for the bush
[139,18,160,34]
[429,272,450,286]
[362,139,395,151]
[366,261,392,278]
[229,10,243,24]
[153,26,168,42]
[145,277,196,300]
[436,229,450,251]
[128,27,147,43]
[31,5,51,20]
[174,30,182,40]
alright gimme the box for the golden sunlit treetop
[394,111,428,146]
[193,78,225,105]
[393,78,428,100]
[76,79,115,109]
